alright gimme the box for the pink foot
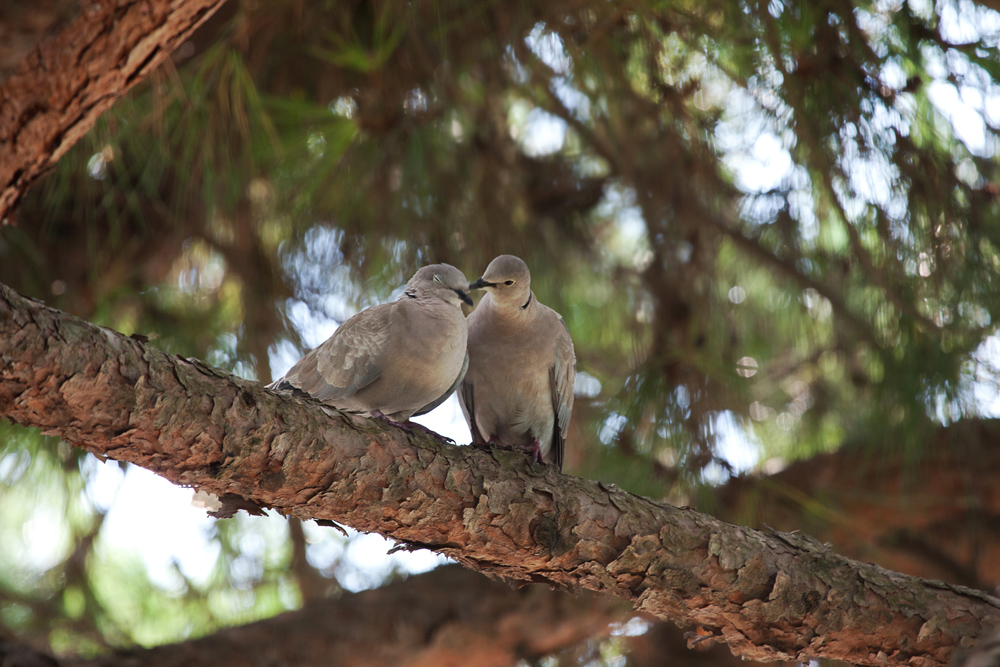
[371,410,413,432]
[517,439,544,465]
[372,411,453,442]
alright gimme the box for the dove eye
[433,275,443,284]
[504,280,515,286]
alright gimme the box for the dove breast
[460,256,575,470]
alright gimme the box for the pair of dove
[267,255,576,470]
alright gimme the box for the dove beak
[469,277,494,291]
[456,289,474,306]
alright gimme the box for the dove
[268,263,473,426]
[459,255,576,469]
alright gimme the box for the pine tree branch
[0,0,228,223]
[2,565,623,667]
[1,281,999,667]
[715,424,1000,591]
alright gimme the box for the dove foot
[371,410,413,432]
[371,412,455,443]
[471,437,514,451]
[516,439,544,465]
[489,437,516,451]
[413,421,454,443]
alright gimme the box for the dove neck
[483,290,535,326]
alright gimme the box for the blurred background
[2,0,1000,663]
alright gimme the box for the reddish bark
[1,281,999,667]
[0,0,228,222]
[715,430,1000,591]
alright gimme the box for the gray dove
[460,255,576,469]
[268,264,473,426]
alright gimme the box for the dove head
[406,263,473,308]
[470,255,532,309]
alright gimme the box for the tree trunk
[1,281,999,667]
[0,0,228,222]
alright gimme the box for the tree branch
[1,281,998,667]
[0,0,228,222]
[715,424,1000,590]
[1,565,622,667]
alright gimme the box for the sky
[88,396,466,594]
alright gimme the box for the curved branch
[4,565,623,667]
[0,0,228,222]
[1,281,998,667]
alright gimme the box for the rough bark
[0,565,622,666]
[2,281,999,667]
[715,428,1000,591]
[0,0,228,222]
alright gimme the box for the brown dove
[460,255,576,469]
[268,264,473,425]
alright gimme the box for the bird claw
[409,420,454,442]
[370,410,413,432]
[489,437,515,451]
[476,437,544,465]
[372,412,456,442]
[511,439,543,465]
[438,435,457,445]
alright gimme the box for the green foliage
[0,424,308,653]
